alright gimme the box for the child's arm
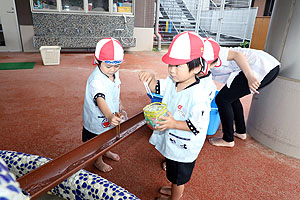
[138,71,157,93]
[227,50,260,94]
[97,97,121,126]
[156,112,190,131]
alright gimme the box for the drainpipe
[155,0,162,51]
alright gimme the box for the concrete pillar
[247,0,300,158]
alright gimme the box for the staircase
[155,0,256,46]
[156,0,198,43]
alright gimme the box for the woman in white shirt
[206,43,280,147]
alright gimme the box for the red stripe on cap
[162,31,204,65]
[188,33,204,60]
[99,40,114,61]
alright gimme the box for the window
[31,0,134,14]
[113,0,132,13]
[62,0,84,11]
[32,0,57,10]
[88,0,109,12]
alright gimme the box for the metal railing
[155,0,257,46]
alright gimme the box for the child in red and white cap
[200,38,280,148]
[82,37,125,172]
[139,31,216,200]
[193,37,222,104]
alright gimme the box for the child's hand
[247,74,260,94]
[156,112,176,131]
[138,71,155,85]
[108,114,122,126]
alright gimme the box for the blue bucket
[146,91,220,135]
[147,93,163,103]
[207,91,220,135]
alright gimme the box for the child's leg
[159,159,194,199]
[104,150,120,161]
[82,128,116,172]
[232,99,246,134]
[258,66,279,89]
[170,184,184,200]
[232,99,247,140]
[233,67,279,140]
[157,184,183,200]
[94,155,112,172]
[210,72,251,147]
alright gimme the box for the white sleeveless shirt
[83,67,120,134]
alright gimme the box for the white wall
[127,27,154,51]
[274,1,300,80]
[20,25,38,52]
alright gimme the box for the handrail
[17,112,146,199]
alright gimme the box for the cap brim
[162,53,192,65]
[200,56,222,74]
[200,62,209,75]
[202,56,222,67]
[93,57,97,65]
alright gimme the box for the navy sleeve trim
[186,119,200,135]
[169,132,191,141]
[93,93,105,106]
[155,80,160,94]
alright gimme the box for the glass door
[0,0,22,52]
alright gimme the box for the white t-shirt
[198,72,216,103]
[211,47,280,88]
[149,76,216,163]
[83,67,120,134]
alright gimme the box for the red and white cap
[201,37,222,74]
[162,31,204,65]
[93,37,124,65]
